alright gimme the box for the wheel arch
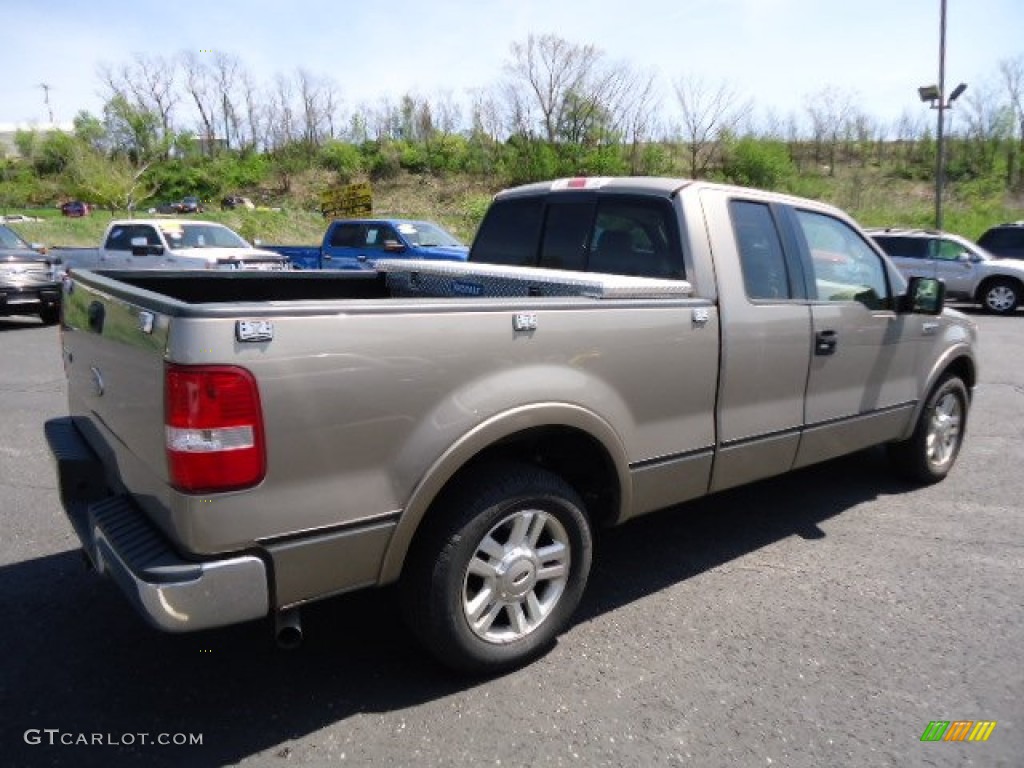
[898,347,976,441]
[378,403,631,585]
[976,275,1023,308]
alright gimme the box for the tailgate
[62,275,172,498]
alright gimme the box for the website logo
[920,721,997,742]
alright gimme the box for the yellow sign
[321,182,372,219]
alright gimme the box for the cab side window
[470,198,545,267]
[796,210,890,309]
[105,225,159,251]
[730,200,791,300]
[328,224,360,248]
[872,236,928,260]
[587,198,684,279]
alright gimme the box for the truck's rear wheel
[402,463,592,673]
[888,374,968,483]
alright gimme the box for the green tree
[319,140,363,182]
[68,145,157,213]
[721,138,795,189]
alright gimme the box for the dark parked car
[977,222,1024,260]
[60,200,90,217]
[179,196,204,213]
[221,195,255,210]
[0,224,61,324]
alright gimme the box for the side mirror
[902,276,945,315]
[383,240,407,253]
[252,239,262,246]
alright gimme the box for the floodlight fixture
[918,85,940,103]
[948,82,968,102]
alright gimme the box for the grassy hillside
[5,173,497,248]
[5,170,1022,249]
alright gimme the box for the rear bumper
[44,417,270,632]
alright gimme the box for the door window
[796,211,890,309]
[363,225,400,250]
[935,238,967,261]
[730,200,792,300]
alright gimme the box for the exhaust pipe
[274,609,303,650]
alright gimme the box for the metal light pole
[918,0,966,232]
[935,0,947,231]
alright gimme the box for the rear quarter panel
[159,298,719,554]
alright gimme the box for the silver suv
[868,228,1024,314]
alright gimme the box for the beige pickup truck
[46,177,977,672]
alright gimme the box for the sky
[1,0,1022,133]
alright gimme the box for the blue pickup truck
[267,218,469,270]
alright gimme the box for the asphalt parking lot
[1,310,1021,768]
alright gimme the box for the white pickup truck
[47,177,977,673]
[55,218,290,272]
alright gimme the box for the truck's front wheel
[888,374,968,483]
[402,463,592,674]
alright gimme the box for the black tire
[888,375,968,484]
[401,462,592,674]
[979,279,1019,314]
[39,305,60,325]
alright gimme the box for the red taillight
[165,364,265,493]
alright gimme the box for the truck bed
[82,260,693,309]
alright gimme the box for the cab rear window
[471,195,684,280]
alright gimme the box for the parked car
[54,219,291,272]
[867,227,1024,314]
[60,200,90,218]
[0,223,61,324]
[179,196,204,214]
[265,218,469,270]
[221,195,255,210]
[977,221,1024,260]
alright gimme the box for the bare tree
[432,90,462,136]
[673,75,752,178]
[238,68,264,151]
[211,52,244,150]
[296,69,326,147]
[804,86,857,176]
[267,73,297,149]
[97,54,179,156]
[611,67,660,173]
[504,34,602,142]
[999,55,1024,188]
[893,108,926,170]
[181,52,217,154]
[960,79,1013,175]
[321,77,343,140]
